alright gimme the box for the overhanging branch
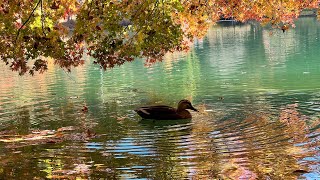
[15,0,42,43]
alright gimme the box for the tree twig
[41,0,46,36]
[15,0,42,43]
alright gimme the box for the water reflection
[0,17,320,179]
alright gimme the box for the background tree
[0,0,318,75]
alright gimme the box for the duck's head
[177,99,198,112]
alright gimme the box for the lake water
[0,17,319,179]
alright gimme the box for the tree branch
[41,0,47,36]
[15,0,42,43]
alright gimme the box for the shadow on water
[138,118,192,129]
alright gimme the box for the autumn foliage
[0,0,318,75]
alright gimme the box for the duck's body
[135,100,198,120]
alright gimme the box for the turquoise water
[0,17,319,179]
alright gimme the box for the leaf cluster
[0,0,318,74]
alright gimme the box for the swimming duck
[135,100,198,120]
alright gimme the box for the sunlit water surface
[0,18,320,179]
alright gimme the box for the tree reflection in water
[0,103,319,179]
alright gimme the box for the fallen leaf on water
[117,116,126,121]
[55,131,64,138]
[101,152,111,157]
[0,130,56,143]
[220,160,257,180]
[62,131,97,141]
[196,104,209,115]
[82,105,88,112]
[0,130,16,135]
[0,126,97,146]
[64,164,92,175]
[46,140,59,144]
[0,138,24,143]
[94,164,106,168]
[85,129,96,137]
[269,31,274,36]
[57,126,76,132]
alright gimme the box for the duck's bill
[190,106,199,112]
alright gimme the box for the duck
[135,99,198,120]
